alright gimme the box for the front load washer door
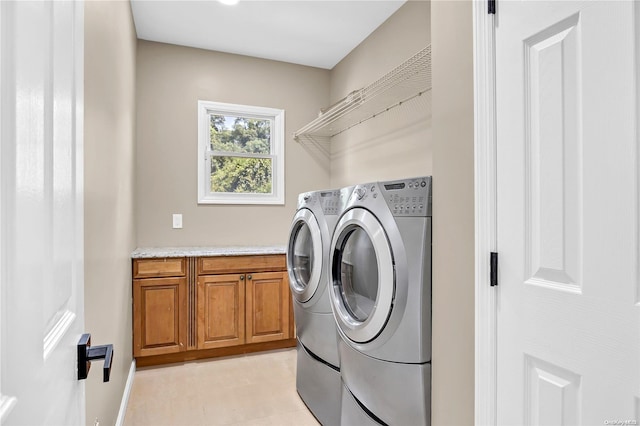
[330,208,394,344]
[287,208,323,303]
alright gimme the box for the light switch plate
[172,214,182,229]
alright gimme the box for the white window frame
[197,100,285,205]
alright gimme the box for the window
[198,100,285,204]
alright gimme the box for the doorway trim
[473,1,498,425]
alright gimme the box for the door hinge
[488,0,496,14]
[490,252,498,286]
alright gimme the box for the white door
[496,1,640,424]
[0,1,85,424]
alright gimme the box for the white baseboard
[115,360,136,426]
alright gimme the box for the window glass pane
[292,223,314,289]
[210,156,272,194]
[338,228,379,321]
[210,114,271,154]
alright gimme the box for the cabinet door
[197,274,245,349]
[133,277,187,357]
[246,271,290,344]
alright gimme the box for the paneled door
[0,1,85,424]
[134,277,187,356]
[495,1,640,424]
[246,272,290,344]
[197,274,245,349]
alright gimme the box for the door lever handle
[77,333,114,382]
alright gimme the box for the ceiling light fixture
[218,0,239,5]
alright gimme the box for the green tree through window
[209,115,273,194]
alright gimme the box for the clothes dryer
[330,177,432,425]
[287,187,353,425]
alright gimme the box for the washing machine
[287,187,353,426]
[329,176,432,425]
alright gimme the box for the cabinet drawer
[133,258,186,278]
[198,255,285,275]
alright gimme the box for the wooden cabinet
[133,277,187,357]
[133,258,188,358]
[197,255,290,348]
[245,272,289,344]
[197,274,245,349]
[133,253,294,366]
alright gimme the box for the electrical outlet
[172,214,183,229]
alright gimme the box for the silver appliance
[330,177,432,425]
[287,187,353,425]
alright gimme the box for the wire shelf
[294,45,431,142]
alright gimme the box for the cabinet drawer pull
[240,275,245,280]
[247,275,252,280]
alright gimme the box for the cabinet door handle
[240,275,245,280]
[247,275,252,280]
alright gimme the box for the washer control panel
[297,191,316,209]
[318,190,342,215]
[298,188,352,214]
[380,177,432,217]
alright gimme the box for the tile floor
[123,348,320,426]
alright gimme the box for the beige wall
[329,1,476,423]
[135,41,331,247]
[84,1,137,425]
[95,3,474,424]
[431,1,475,425]
[330,1,432,187]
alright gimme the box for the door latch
[77,334,114,382]
[490,252,498,287]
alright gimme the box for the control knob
[355,187,366,200]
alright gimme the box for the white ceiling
[130,0,407,69]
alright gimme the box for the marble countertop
[131,245,287,259]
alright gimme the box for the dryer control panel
[379,176,432,217]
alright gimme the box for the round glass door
[287,209,322,303]
[330,208,394,343]
[291,223,314,287]
[337,228,378,321]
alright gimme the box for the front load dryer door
[330,208,394,343]
[287,208,323,303]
